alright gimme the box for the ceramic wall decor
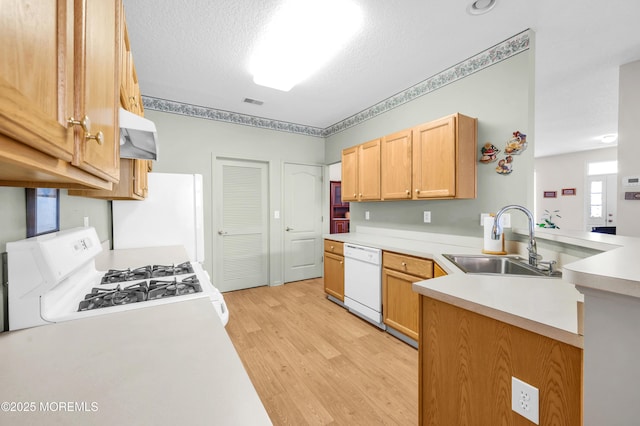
[504,131,527,155]
[479,142,500,163]
[495,155,513,175]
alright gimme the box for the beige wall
[325,49,536,236]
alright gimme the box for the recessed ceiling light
[467,0,497,15]
[600,133,618,144]
[250,0,363,92]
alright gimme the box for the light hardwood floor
[224,278,418,425]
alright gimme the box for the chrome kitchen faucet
[491,204,538,267]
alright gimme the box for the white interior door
[283,163,323,283]
[215,159,269,292]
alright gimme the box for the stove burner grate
[100,262,194,283]
[78,274,202,311]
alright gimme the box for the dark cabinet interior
[330,181,350,233]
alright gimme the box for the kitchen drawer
[324,240,344,256]
[383,251,433,279]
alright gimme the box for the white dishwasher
[343,243,385,329]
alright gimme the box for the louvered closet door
[215,159,269,292]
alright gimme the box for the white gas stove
[7,227,228,331]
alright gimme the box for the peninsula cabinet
[412,113,477,199]
[382,252,433,342]
[0,0,121,190]
[419,296,583,425]
[323,240,345,301]
[381,129,413,200]
[341,138,381,202]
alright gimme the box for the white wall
[143,110,325,286]
[535,147,617,231]
[617,59,640,236]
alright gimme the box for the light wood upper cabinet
[341,113,477,203]
[412,113,477,199]
[72,0,120,183]
[358,138,381,201]
[381,129,412,200]
[69,4,151,200]
[0,0,121,190]
[0,0,75,161]
[341,138,381,202]
[341,146,358,202]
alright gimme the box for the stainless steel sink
[442,254,561,278]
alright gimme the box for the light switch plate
[365,211,370,220]
[423,211,431,223]
[512,376,539,424]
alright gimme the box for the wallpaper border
[143,30,530,138]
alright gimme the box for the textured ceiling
[123,0,640,158]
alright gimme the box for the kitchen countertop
[325,227,584,348]
[0,298,272,425]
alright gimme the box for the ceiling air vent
[243,98,264,106]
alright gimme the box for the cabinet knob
[401,262,407,267]
[415,189,419,193]
[340,261,343,265]
[86,131,104,145]
[68,115,103,145]
[359,193,362,197]
[405,189,410,195]
[353,193,357,197]
[330,245,334,250]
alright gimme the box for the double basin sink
[442,254,562,278]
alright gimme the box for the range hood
[119,108,158,160]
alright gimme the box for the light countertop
[325,227,584,348]
[0,298,271,425]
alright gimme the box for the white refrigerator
[112,173,205,263]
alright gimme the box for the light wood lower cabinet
[323,240,344,301]
[419,296,583,425]
[382,252,433,341]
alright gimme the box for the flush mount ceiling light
[467,0,497,15]
[250,0,363,92]
[600,133,618,144]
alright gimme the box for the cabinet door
[324,252,344,301]
[381,129,412,200]
[358,138,381,200]
[383,268,420,341]
[341,146,358,202]
[0,0,75,160]
[434,263,447,277]
[72,0,120,183]
[413,116,457,199]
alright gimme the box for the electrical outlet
[502,213,511,228]
[423,211,431,223]
[512,376,539,424]
[365,211,370,220]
